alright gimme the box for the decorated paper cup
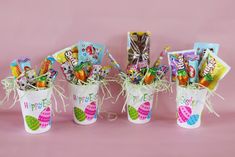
[68,83,99,125]
[176,85,208,129]
[17,88,53,134]
[125,82,155,124]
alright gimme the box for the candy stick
[106,50,122,72]
[153,46,171,67]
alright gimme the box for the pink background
[0,0,234,156]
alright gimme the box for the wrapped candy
[144,68,157,85]
[87,65,102,81]
[10,60,21,78]
[167,50,196,82]
[185,54,199,84]
[127,32,150,67]
[198,51,230,91]
[78,41,105,65]
[18,57,31,71]
[99,66,112,80]
[194,42,219,63]
[53,44,78,64]
[175,54,189,86]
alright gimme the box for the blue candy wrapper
[78,41,105,65]
[18,57,31,71]
[193,42,219,63]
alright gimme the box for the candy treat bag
[53,42,116,125]
[168,46,231,129]
[115,32,171,124]
[1,57,66,134]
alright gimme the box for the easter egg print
[187,114,199,125]
[178,106,192,123]
[138,102,150,120]
[74,107,86,122]
[128,105,138,120]
[25,115,40,131]
[85,102,97,121]
[38,107,51,128]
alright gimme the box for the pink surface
[0,0,234,156]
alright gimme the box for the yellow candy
[199,50,230,91]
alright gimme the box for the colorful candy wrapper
[144,68,156,85]
[106,50,122,72]
[47,69,58,81]
[87,65,102,81]
[17,75,29,90]
[73,62,92,82]
[198,51,230,91]
[25,69,37,84]
[78,41,105,65]
[175,54,189,86]
[18,58,31,71]
[126,64,141,84]
[127,32,150,66]
[36,76,47,88]
[155,65,169,79]
[99,66,112,80]
[53,44,78,64]
[10,60,22,78]
[167,50,196,82]
[38,56,55,76]
[194,42,219,63]
[153,46,171,68]
[65,50,78,67]
[185,54,199,84]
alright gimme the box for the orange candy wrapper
[199,50,231,91]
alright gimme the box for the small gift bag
[17,88,53,134]
[176,85,208,129]
[125,82,155,124]
[68,82,99,125]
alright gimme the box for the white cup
[17,88,53,134]
[125,82,155,124]
[176,85,208,129]
[68,83,99,125]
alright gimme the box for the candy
[78,41,105,65]
[198,51,230,91]
[87,65,102,81]
[185,55,199,84]
[144,68,156,85]
[25,69,37,85]
[38,57,53,76]
[47,69,58,81]
[128,105,138,120]
[53,44,78,64]
[153,46,170,67]
[10,60,21,78]
[65,50,78,67]
[17,76,28,90]
[127,32,150,66]
[99,65,111,79]
[73,62,92,82]
[168,50,195,82]
[155,65,169,79]
[194,42,219,63]
[138,102,150,120]
[85,102,97,121]
[176,54,189,86]
[25,115,40,131]
[126,64,141,84]
[18,57,31,71]
[61,61,74,81]
[106,50,122,72]
[74,107,86,122]
[38,107,51,128]
[178,106,192,123]
[36,76,47,88]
